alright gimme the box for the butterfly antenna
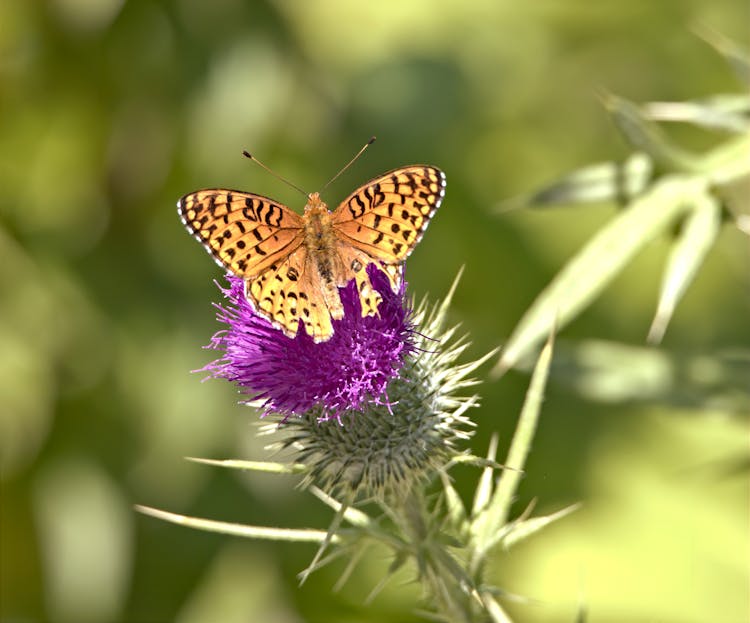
[321,136,376,193]
[242,150,307,196]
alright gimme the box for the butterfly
[178,164,445,342]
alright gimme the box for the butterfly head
[304,191,329,216]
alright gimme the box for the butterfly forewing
[332,165,446,263]
[178,189,305,278]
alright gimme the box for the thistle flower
[204,260,482,495]
[143,268,566,623]
[268,284,482,496]
[204,264,413,422]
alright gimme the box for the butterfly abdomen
[301,193,348,319]
[303,195,337,278]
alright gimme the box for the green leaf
[387,549,410,575]
[547,339,750,411]
[648,191,722,343]
[364,553,405,605]
[548,340,673,404]
[605,94,702,172]
[308,486,373,528]
[471,434,498,517]
[696,27,750,85]
[440,472,468,532]
[333,541,370,591]
[429,544,476,593]
[448,454,506,470]
[479,591,515,623]
[493,175,702,377]
[487,335,553,530]
[135,504,333,542]
[185,456,307,474]
[496,153,653,210]
[298,497,350,585]
[501,503,581,549]
[643,96,750,134]
[471,334,554,569]
[700,131,750,186]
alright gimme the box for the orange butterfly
[178,155,445,343]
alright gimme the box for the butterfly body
[179,165,445,342]
[301,193,337,279]
[298,192,347,321]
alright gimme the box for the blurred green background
[1,1,748,622]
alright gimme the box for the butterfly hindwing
[244,246,336,341]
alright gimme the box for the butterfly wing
[335,243,403,318]
[244,246,335,342]
[178,189,305,278]
[332,165,446,270]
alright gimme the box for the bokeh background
[1,1,748,622]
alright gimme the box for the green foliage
[495,84,749,375]
[140,330,562,623]
[2,2,748,622]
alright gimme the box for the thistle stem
[394,484,475,623]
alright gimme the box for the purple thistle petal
[203,264,414,422]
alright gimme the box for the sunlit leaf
[604,94,701,172]
[493,175,701,376]
[502,503,581,549]
[480,591,515,623]
[440,472,468,532]
[472,335,553,566]
[490,335,552,527]
[496,153,653,211]
[643,96,750,134]
[696,27,750,85]
[548,340,750,412]
[701,131,750,186]
[471,434,498,517]
[648,191,722,343]
[135,505,332,542]
[185,457,307,473]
